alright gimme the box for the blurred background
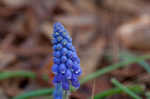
[0,0,150,99]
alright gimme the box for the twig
[91,80,96,99]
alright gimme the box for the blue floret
[51,22,82,91]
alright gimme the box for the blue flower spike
[51,22,82,99]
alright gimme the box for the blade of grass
[80,54,150,84]
[120,52,150,73]
[13,54,150,99]
[138,61,150,73]
[14,88,53,99]
[0,71,49,81]
[94,85,144,99]
[0,71,36,80]
[111,78,142,99]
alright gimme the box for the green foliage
[0,54,149,99]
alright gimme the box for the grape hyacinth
[51,22,82,97]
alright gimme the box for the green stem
[111,78,142,99]
[63,91,69,99]
[13,54,150,99]
[94,85,144,99]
